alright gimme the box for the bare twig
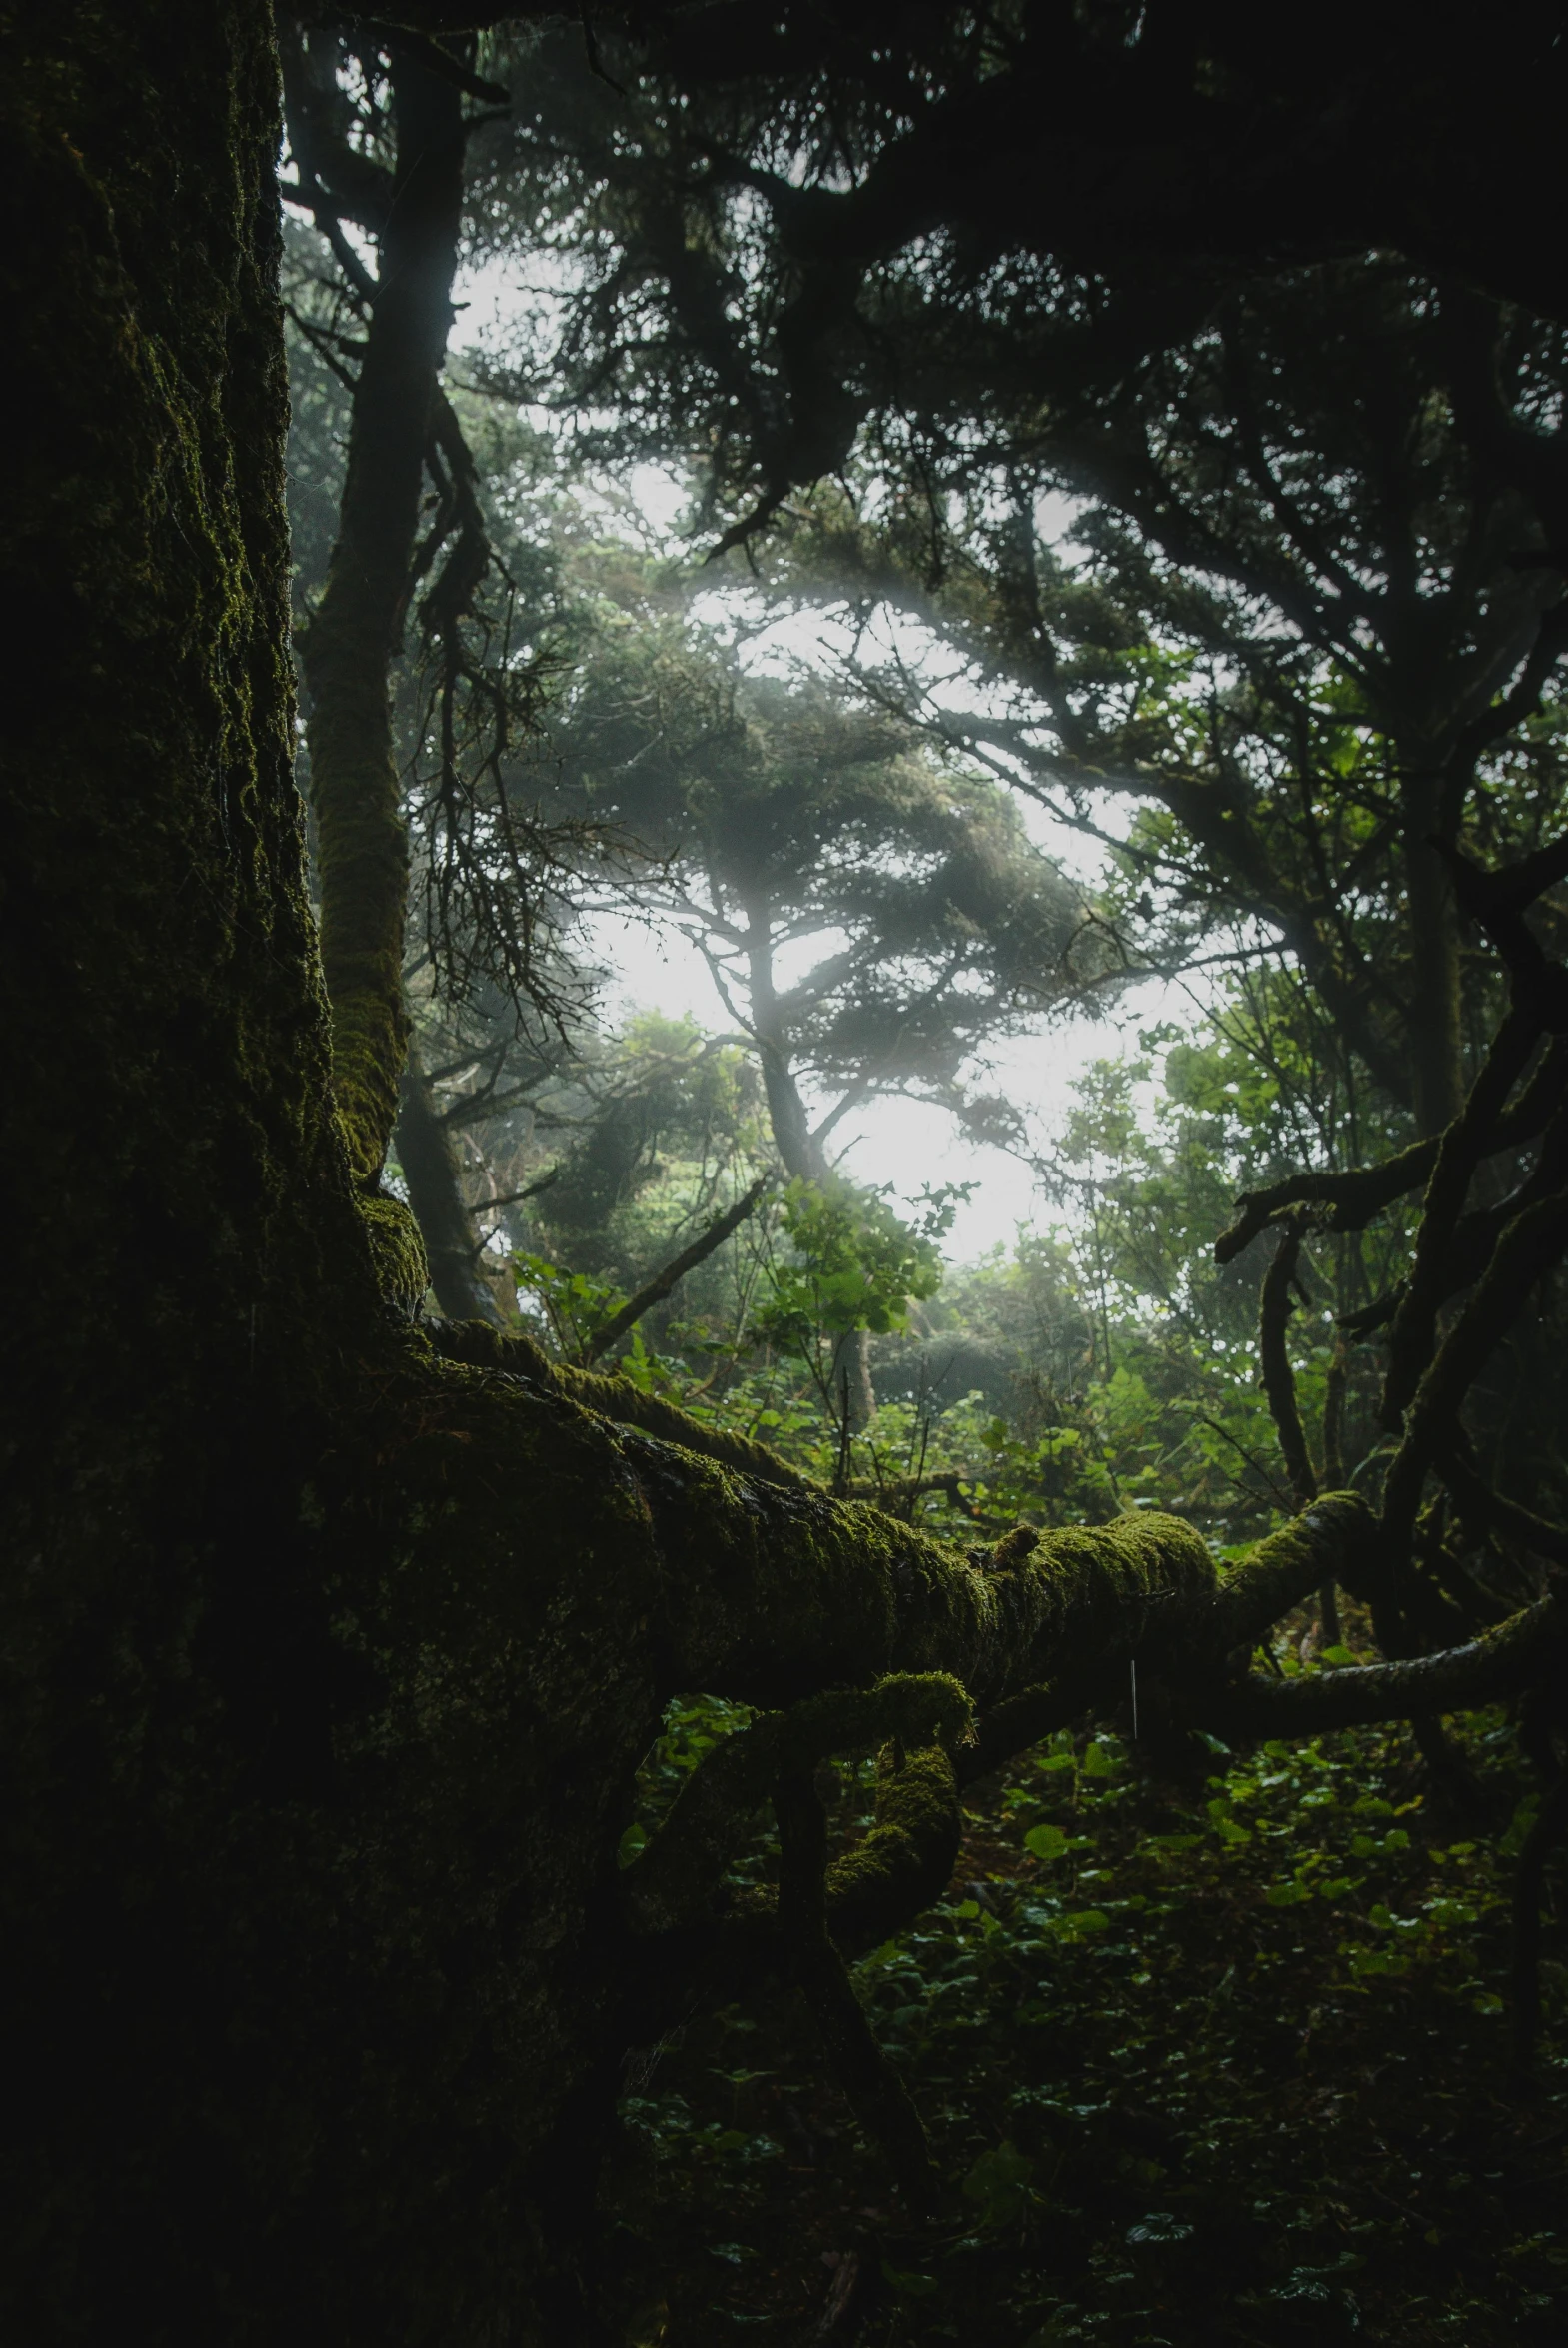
[465,1170,560,1216]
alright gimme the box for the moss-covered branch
[624,1673,971,1935]
[429,1315,816,1486]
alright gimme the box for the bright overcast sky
[570,467,1179,1261]
[455,258,1185,1260]
[583,904,1163,1258]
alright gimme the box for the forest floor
[602,1624,1567,2346]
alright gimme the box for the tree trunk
[749,932,877,1423]
[395,1034,508,1323]
[294,41,466,1182]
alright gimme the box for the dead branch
[575,1176,770,1368]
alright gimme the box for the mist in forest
[7,6,1567,2343]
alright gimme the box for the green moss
[1209,1493,1374,1647]
[826,1743,962,1955]
[428,1316,814,1486]
[359,1188,430,1317]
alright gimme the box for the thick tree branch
[1217,1589,1567,1734]
[295,39,468,1181]
[774,1769,938,2211]
[395,1030,506,1323]
[624,1674,971,1936]
[1381,1181,1568,1552]
[1442,834,1568,1034]
[1381,1005,1542,1426]
[428,1315,816,1487]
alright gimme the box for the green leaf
[617,1822,647,1868]
[1025,1823,1070,1861]
[1126,2211,1195,2245]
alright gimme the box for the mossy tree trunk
[3,8,1560,2343]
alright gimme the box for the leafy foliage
[605,1682,1566,2345]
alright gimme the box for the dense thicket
[2,6,1565,2344]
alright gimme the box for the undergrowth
[604,1652,1567,2345]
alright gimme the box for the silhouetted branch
[1380,1006,1542,1426]
[1216,1034,1568,1264]
[1218,1588,1567,1733]
[466,1170,559,1215]
[575,1175,769,1367]
[1259,1221,1318,1508]
[1441,830,1568,1033]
